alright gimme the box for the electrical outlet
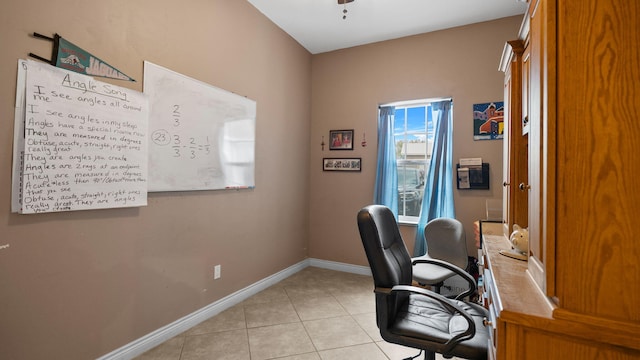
[214,265,221,279]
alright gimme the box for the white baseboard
[98,258,370,360]
[309,258,371,276]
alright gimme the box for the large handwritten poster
[11,60,28,212]
[143,61,256,192]
[13,59,149,214]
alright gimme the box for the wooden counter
[482,235,554,320]
[481,234,640,359]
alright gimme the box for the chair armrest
[411,258,476,300]
[388,285,476,354]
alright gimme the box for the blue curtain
[414,100,455,256]
[373,106,398,218]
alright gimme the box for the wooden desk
[481,234,640,359]
[482,235,554,319]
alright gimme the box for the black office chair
[357,205,489,360]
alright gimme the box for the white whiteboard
[12,59,148,214]
[143,61,256,192]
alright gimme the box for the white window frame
[382,97,451,224]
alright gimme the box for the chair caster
[403,350,423,360]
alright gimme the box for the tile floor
[134,266,460,360]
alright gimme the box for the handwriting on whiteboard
[144,61,256,192]
[151,105,212,160]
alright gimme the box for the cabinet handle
[519,183,531,191]
[483,317,493,327]
[503,182,510,187]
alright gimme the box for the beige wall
[0,1,522,358]
[309,16,522,264]
[0,1,311,359]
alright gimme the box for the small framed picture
[329,129,354,150]
[323,158,361,172]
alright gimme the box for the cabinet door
[521,46,530,136]
[554,0,639,321]
[502,42,527,238]
[526,0,555,297]
[502,62,513,236]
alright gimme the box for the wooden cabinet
[490,0,640,358]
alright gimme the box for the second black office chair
[357,205,489,360]
[412,217,472,296]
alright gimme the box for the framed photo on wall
[329,129,354,150]
[323,158,361,172]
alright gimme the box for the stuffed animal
[509,224,529,256]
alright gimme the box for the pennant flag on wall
[29,33,135,82]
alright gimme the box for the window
[387,99,449,223]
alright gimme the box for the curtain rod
[379,97,452,108]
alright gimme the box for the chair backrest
[424,218,468,270]
[357,205,412,289]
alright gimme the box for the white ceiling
[247,0,528,54]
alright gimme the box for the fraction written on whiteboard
[144,61,256,192]
[151,105,213,160]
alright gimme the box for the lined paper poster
[12,59,149,214]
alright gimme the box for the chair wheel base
[402,349,422,360]
[402,349,436,360]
